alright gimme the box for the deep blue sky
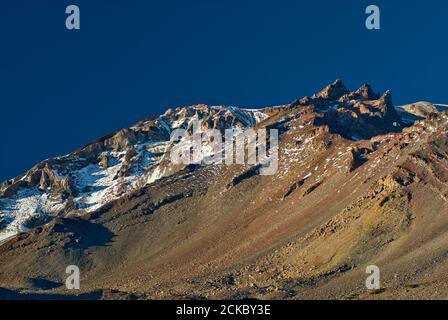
[1,0,447,181]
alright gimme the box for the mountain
[2,80,448,299]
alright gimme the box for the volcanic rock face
[2,80,448,300]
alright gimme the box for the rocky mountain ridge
[2,80,448,300]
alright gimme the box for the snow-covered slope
[0,105,270,242]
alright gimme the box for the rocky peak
[354,83,380,100]
[377,90,401,125]
[312,79,350,101]
[311,85,405,140]
[379,90,393,106]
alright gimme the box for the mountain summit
[312,79,350,100]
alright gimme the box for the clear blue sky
[1,0,447,181]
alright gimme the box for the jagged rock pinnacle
[312,79,350,101]
[355,83,380,100]
[380,90,393,104]
[377,90,401,125]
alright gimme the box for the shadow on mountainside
[53,218,115,250]
[0,287,139,300]
[314,109,406,141]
